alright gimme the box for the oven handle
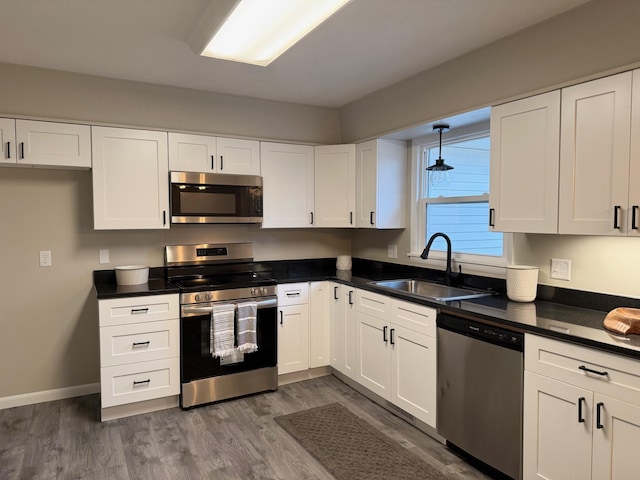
[181,297,277,317]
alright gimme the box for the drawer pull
[348,290,353,305]
[596,402,604,429]
[131,308,149,315]
[578,365,608,377]
[132,341,150,347]
[578,397,586,423]
[334,286,339,300]
[133,379,151,386]
[286,292,300,297]
[383,325,388,343]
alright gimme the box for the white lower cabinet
[524,334,640,480]
[309,281,331,368]
[98,294,180,418]
[330,283,357,380]
[354,289,437,427]
[277,283,310,375]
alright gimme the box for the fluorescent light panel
[201,0,350,66]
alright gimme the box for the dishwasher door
[437,315,523,480]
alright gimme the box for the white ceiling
[0,0,591,108]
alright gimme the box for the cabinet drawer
[100,319,179,367]
[391,299,436,337]
[355,289,390,319]
[98,294,179,327]
[277,282,309,306]
[100,357,179,408]
[525,333,640,405]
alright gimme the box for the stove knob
[195,294,202,302]
[260,287,267,295]
[251,288,257,296]
[206,293,213,301]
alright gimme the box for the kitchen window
[409,121,511,273]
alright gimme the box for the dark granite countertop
[93,258,640,360]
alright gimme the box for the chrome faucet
[420,232,457,285]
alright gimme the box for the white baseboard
[0,382,100,410]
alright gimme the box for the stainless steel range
[165,242,277,408]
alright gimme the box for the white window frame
[408,122,512,276]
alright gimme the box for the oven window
[180,191,237,215]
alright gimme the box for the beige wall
[0,66,348,400]
[0,63,341,144]
[348,0,640,300]
[339,0,640,143]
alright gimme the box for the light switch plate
[387,244,398,259]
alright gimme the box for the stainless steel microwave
[170,171,263,224]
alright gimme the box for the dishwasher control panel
[437,313,524,351]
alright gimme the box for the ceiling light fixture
[427,123,453,186]
[197,0,351,67]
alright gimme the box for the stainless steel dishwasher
[437,313,524,480]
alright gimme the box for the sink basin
[370,279,493,301]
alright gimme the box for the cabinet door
[628,69,640,236]
[277,304,309,375]
[168,132,217,172]
[92,126,169,229]
[309,281,331,368]
[592,394,640,480]
[0,118,16,165]
[355,139,378,228]
[355,139,406,229]
[390,324,436,427]
[330,283,344,371]
[261,142,315,228]
[216,137,260,175]
[523,371,593,480]
[356,311,390,399]
[559,72,632,235]
[314,144,355,227]
[16,119,91,168]
[489,91,560,233]
[331,284,357,379]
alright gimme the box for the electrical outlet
[39,250,52,267]
[387,244,398,259]
[99,249,110,264]
[550,258,571,281]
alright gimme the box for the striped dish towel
[236,301,258,354]
[211,303,236,358]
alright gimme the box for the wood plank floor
[0,375,493,480]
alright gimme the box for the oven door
[180,297,277,384]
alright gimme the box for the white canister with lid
[506,265,538,302]
[336,255,352,271]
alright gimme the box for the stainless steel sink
[370,279,493,301]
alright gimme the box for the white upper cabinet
[92,126,169,230]
[0,119,91,169]
[489,91,560,233]
[216,137,260,175]
[559,71,632,235]
[0,118,16,165]
[355,138,407,229]
[628,70,640,237]
[168,133,260,176]
[260,142,315,228]
[314,144,356,228]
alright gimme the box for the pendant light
[427,123,453,186]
